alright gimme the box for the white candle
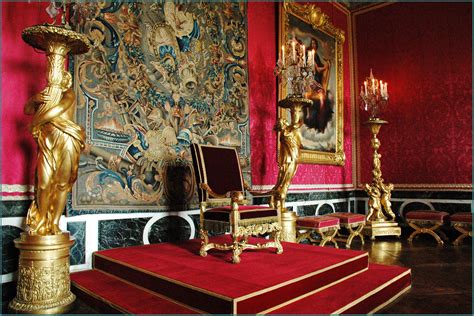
[281,45,285,67]
[292,40,296,62]
[380,80,383,94]
[302,45,306,66]
[372,78,375,94]
[384,83,388,97]
[364,81,368,96]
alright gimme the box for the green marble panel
[0,200,30,217]
[148,216,191,244]
[68,222,86,265]
[98,218,149,250]
[2,225,23,274]
[2,281,17,314]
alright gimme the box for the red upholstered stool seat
[296,216,340,248]
[450,212,472,245]
[406,210,449,221]
[327,212,366,248]
[405,210,449,245]
[450,212,472,223]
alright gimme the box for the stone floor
[365,233,472,314]
[5,228,473,314]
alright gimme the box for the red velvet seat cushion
[327,212,366,224]
[296,216,340,229]
[450,212,472,223]
[204,205,278,222]
[405,210,449,221]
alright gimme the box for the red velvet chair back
[191,143,244,202]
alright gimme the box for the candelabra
[359,70,401,240]
[9,5,89,314]
[273,40,312,242]
[274,39,318,99]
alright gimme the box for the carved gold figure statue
[25,70,85,236]
[274,97,311,242]
[274,102,304,199]
[362,118,401,240]
[9,24,89,314]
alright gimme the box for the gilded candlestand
[274,97,312,242]
[9,24,89,314]
[362,118,401,240]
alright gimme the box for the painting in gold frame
[278,2,345,165]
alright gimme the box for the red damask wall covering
[248,2,354,190]
[3,2,469,195]
[354,3,472,189]
[1,2,354,196]
[1,2,49,195]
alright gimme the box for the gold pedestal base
[9,232,76,314]
[281,211,297,242]
[363,221,401,240]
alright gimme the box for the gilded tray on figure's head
[22,24,90,55]
[278,96,313,109]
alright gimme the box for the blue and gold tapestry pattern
[72,1,249,211]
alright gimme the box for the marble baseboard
[2,188,471,289]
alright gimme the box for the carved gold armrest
[200,183,227,199]
[200,184,247,205]
[243,182,278,197]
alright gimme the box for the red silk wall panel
[248,2,353,189]
[1,2,50,192]
[354,3,472,188]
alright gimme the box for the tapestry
[72,2,249,211]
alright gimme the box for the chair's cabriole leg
[274,229,283,254]
[199,229,209,257]
[232,234,242,264]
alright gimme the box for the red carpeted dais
[71,236,411,314]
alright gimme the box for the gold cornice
[351,2,396,16]
[331,1,351,15]
[284,2,346,44]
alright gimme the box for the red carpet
[71,236,411,314]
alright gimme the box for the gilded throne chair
[190,143,283,263]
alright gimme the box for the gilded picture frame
[278,3,345,165]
